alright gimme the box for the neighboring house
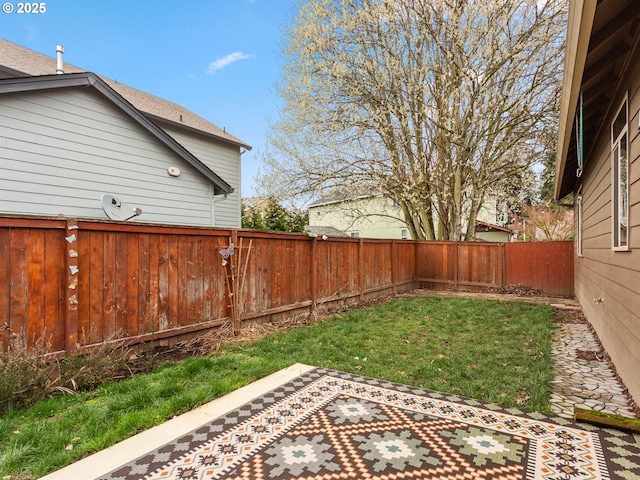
[308,193,410,239]
[0,39,250,227]
[555,0,640,403]
[308,192,510,241]
[304,225,350,238]
[473,221,512,243]
[242,196,272,216]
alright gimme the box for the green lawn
[0,295,556,479]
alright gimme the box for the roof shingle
[0,38,251,149]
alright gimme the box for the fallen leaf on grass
[65,437,80,450]
[516,389,530,405]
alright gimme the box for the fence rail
[0,216,573,354]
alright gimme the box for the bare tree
[523,203,574,241]
[259,0,566,240]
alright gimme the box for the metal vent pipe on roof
[56,45,64,74]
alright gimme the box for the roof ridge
[0,38,250,149]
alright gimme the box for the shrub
[0,332,133,414]
[0,333,50,412]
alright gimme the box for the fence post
[391,240,397,295]
[500,243,506,287]
[311,236,317,313]
[453,242,459,290]
[0,225,8,352]
[64,218,79,352]
[359,238,365,301]
[414,240,419,290]
[230,230,240,334]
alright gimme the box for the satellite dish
[101,194,142,221]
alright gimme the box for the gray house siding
[161,124,242,228]
[574,49,640,403]
[0,86,217,225]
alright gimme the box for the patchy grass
[232,296,555,408]
[0,295,555,479]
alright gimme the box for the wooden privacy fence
[0,216,573,354]
[416,240,574,297]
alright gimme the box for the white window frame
[576,187,583,257]
[401,228,408,240]
[611,96,629,251]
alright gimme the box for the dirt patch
[552,306,589,324]
[484,284,545,296]
[576,350,610,362]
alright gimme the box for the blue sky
[1,0,295,197]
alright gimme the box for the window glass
[577,193,583,256]
[612,99,628,249]
[613,105,626,140]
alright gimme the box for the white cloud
[207,51,251,74]
[24,25,39,42]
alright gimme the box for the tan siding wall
[575,48,640,404]
[0,87,216,226]
[160,124,241,229]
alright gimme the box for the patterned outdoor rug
[101,367,640,480]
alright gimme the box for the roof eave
[554,0,598,201]
[147,114,252,151]
[309,192,383,208]
[475,220,512,233]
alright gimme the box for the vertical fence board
[165,235,177,330]
[311,237,318,311]
[138,233,150,335]
[240,237,254,316]
[252,238,268,314]
[158,235,171,331]
[194,237,204,324]
[294,239,307,307]
[44,229,64,352]
[88,231,105,344]
[77,230,90,345]
[114,233,128,338]
[102,232,117,340]
[0,227,11,352]
[126,233,139,338]
[9,229,28,342]
[177,236,189,328]
[185,236,197,326]
[148,234,161,333]
[27,229,45,346]
[202,236,213,320]
[63,220,79,352]
[0,228,10,351]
